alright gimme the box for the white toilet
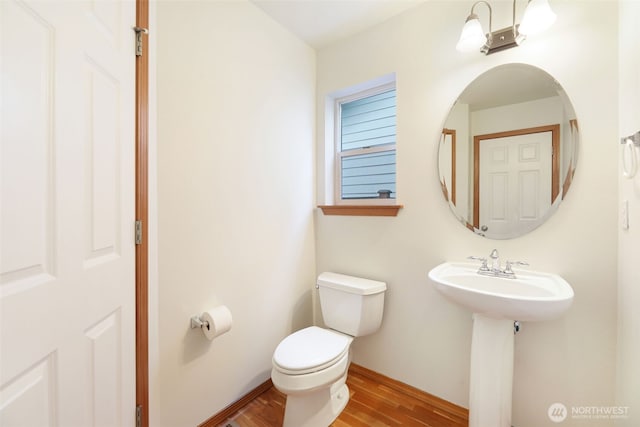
[271,272,387,427]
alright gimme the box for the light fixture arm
[512,0,518,38]
[512,0,527,44]
[469,0,493,45]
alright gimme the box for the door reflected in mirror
[439,64,579,239]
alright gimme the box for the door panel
[0,0,56,298]
[1,1,136,425]
[479,132,552,237]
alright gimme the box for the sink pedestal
[469,314,514,427]
[429,262,575,427]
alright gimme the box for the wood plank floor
[216,365,468,427]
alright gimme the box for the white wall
[155,2,316,425]
[471,97,564,135]
[315,2,619,426]
[616,1,640,426]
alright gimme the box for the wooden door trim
[473,124,560,229]
[442,128,456,205]
[135,0,149,426]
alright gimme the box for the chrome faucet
[468,249,529,279]
[489,249,500,272]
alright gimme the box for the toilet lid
[273,326,352,374]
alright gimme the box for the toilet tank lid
[317,272,386,295]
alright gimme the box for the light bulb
[456,15,487,52]
[519,0,556,36]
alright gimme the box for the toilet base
[282,378,350,427]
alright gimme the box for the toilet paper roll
[200,306,233,340]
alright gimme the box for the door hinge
[135,220,143,245]
[133,27,148,57]
[136,405,142,427]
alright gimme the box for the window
[335,83,397,205]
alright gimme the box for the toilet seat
[273,326,352,375]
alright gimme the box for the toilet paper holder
[190,306,233,340]
[190,315,209,330]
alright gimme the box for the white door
[479,132,552,237]
[1,1,136,426]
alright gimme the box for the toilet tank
[317,272,386,337]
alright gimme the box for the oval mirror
[438,63,579,239]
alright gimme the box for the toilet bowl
[271,272,386,427]
[272,326,353,427]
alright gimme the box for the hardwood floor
[215,364,468,427]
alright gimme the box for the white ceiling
[251,0,427,49]
[458,63,562,111]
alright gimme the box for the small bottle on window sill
[377,190,392,199]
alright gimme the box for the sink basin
[428,262,574,321]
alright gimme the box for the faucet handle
[468,256,490,271]
[504,260,529,273]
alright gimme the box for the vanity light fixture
[456,0,556,55]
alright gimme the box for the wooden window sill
[318,205,403,217]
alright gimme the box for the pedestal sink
[428,262,574,427]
